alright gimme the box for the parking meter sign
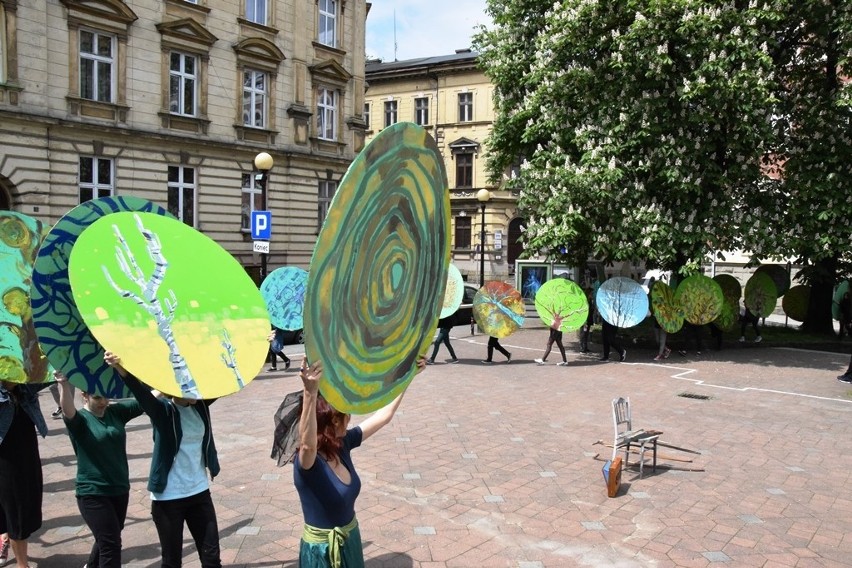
[251,211,271,240]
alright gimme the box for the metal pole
[260,170,269,281]
[479,202,486,287]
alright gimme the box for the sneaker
[0,536,8,562]
[426,359,435,365]
[267,367,277,372]
[534,358,546,365]
[447,358,460,364]
[598,356,609,362]
[51,407,62,418]
[754,336,762,343]
[620,350,627,362]
[663,348,671,359]
[739,336,746,343]
[480,360,493,365]
[837,374,852,383]
[557,361,569,367]
[506,353,512,363]
[696,351,702,356]
[653,354,664,361]
[678,350,687,357]
[284,358,292,370]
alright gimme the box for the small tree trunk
[801,256,837,335]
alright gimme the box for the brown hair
[316,395,347,459]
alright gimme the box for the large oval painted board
[744,271,778,319]
[473,281,525,338]
[31,197,172,397]
[755,264,790,297]
[304,122,450,415]
[439,264,465,318]
[261,266,308,331]
[534,278,588,332]
[783,285,810,323]
[674,274,724,326]
[713,274,741,303]
[68,212,269,399]
[596,277,648,328]
[0,212,51,383]
[650,281,684,334]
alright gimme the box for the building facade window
[243,69,267,128]
[80,30,115,102]
[456,152,473,187]
[241,172,263,230]
[458,92,473,122]
[318,180,336,229]
[317,87,337,141]
[318,0,336,47]
[455,216,472,249]
[246,0,267,25]
[414,97,429,126]
[169,52,197,116]
[78,157,114,203]
[384,100,397,127]
[168,165,196,226]
[363,102,371,130]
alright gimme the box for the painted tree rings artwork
[68,212,269,399]
[534,278,588,332]
[650,281,684,334]
[744,271,778,318]
[755,264,790,297]
[0,211,51,383]
[304,122,450,415]
[783,285,810,322]
[261,266,308,331]
[713,274,741,303]
[674,274,724,326]
[595,277,648,328]
[712,274,741,331]
[31,196,172,397]
[473,281,525,338]
[439,264,465,319]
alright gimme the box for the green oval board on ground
[69,212,269,399]
[744,271,778,319]
[473,281,525,338]
[534,278,588,332]
[440,264,465,319]
[783,285,810,323]
[0,211,51,383]
[674,274,724,326]
[650,281,684,334]
[304,122,450,415]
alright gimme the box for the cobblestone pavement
[27,329,852,567]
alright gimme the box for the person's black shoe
[598,356,609,362]
[51,407,62,419]
[837,373,852,383]
[267,367,277,372]
[284,358,291,371]
[506,353,512,363]
[620,350,627,362]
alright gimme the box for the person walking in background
[739,305,763,343]
[0,380,49,568]
[427,317,459,364]
[535,312,569,366]
[48,381,75,420]
[294,356,426,567]
[600,319,626,362]
[652,319,671,361]
[107,351,223,568]
[55,370,143,568]
[839,292,852,338]
[267,326,292,372]
[678,322,704,357]
[579,288,595,354]
[482,336,512,364]
[837,351,852,383]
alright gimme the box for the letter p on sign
[251,211,271,240]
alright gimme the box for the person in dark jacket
[427,317,459,364]
[105,351,221,568]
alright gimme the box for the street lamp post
[254,151,274,281]
[476,189,491,287]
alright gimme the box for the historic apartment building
[0,0,368,282]
[365,49,522,284]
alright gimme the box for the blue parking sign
[251,211,271,240]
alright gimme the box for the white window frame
[317,87,337,141]
[384,100,398,127]
[79,29,115,103]
[78,157,114,203]
[458,92,473,122]
[169,52,198,117]
[318,180,336,229]
[243,69,267,128]
[246,0,267,25]
[241,172,263,231]
[318,0,337,47]
[414,96,429,126]
[167,165,197,226]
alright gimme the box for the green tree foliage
[475,0,851,334]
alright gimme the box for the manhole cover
[678,392,712,400]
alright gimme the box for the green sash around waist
[302,516,359,568]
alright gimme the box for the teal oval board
[304,122,450,414]
[0,211,51,383]
[261,266,308,331]
[69,212,269,399]
[439,264,465,319]
[31,196,172,397]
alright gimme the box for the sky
[365,1,492,62]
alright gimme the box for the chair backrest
[612,396,632,439]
